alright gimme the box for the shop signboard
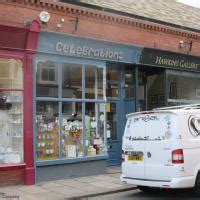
[140,48,200,72]
[37,31,142,64]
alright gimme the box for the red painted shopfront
[0,21,40,186]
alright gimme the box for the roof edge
[3,0,200,40]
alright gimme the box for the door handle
[147,152,151,158]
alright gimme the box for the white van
[121,105,200,193]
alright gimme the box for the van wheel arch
[194,171,200,194]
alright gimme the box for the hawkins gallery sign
[140,48,200,72]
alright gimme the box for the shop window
[85,66,104,99]
[0,58,23,164]
[168,73,200,104]
[36,101,59,160]
[106,68,119,97]
[35,61,106,161]
[0,58,23,89]
[106,68,118,81]
[124,67,135,98]
[85,102,106,156]
[36,61,58,97]
[62,102,83,158]
[62,64,82,98]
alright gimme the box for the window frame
[34,58,107,165]
[0,57,24,165]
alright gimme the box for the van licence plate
[128,152,143,161]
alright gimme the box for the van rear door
[122,113,146,179]
[122,111,178,181]
[145,112,178,181]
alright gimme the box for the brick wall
[1,1,200,56]
[0,169,24,187]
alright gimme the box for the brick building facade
[1,0,200,185]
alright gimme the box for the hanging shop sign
[140,48,200,72]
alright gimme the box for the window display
[36,61,106,161]
[85,103,106,156]
[106,103,117,140]
[62,102,83,158]
[36,102,59,160]
[0,58,23,164]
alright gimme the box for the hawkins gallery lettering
[55,42,124,61]
[155,56,199,70]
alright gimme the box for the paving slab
[91,181,122,189]
[48,185,78,195]
[17,185,49,194]
[74,176,98,183]
[33,191,68,200]
[0,166,136,200]
[38,181,63,188]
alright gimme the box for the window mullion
[82,64,86,157]
[58,63,62,159]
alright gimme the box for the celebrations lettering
[56,42,124,61]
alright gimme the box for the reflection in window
[168,74,200,100]
[124,67,135,98]
[36,102,59,160]
[62,64,82,98]
[0,58,23,89]
[85,66,104,99]
[62,102,83,158]
[85,103,106,156]
[36,61,58,97]
[106,67,119,97]
[106,68,118,81]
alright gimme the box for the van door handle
[147,152,151,158]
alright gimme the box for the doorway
[106,63,135,165]
[138,66,166,111]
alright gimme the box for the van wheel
[194,173,200,194]
[137,186,154,193]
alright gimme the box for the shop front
[138,48,200,112]
[0,21,40,186]
[34,31,142,181]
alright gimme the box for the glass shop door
[106,63,136,165]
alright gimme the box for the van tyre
[194,173,200,194]
[137,186,154,193]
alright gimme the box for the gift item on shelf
[65,145,76,158]
[87,145,96,156]
[36,113,59,160]
[3,153,21,163]
[62,118,83,158]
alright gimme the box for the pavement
[0,166,136,200]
